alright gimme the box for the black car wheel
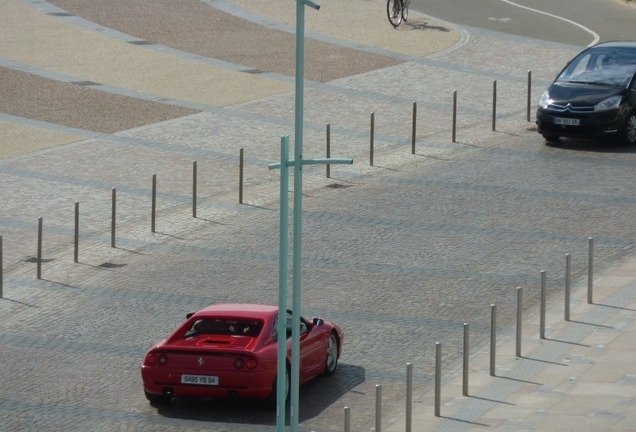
[542,134,561,143]
[144,390,171,404]
[622,112,636,145]
[323,332,339,376]
[265,366,289,409]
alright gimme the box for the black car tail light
[246,358,257,370]
[158,354,169,365]
[234,358,245,369]
[145,353,157,365]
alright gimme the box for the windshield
[557,48,636,87]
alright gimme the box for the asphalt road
[410,0,636,47]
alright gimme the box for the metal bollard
[37,217,42,280]
[588,237,594,304]
[462,323,469,396]
[452,90,457,142]
[375,384,382,432]
[239,148,244,204]
[326,123,331,178]
[490,304,496,376]
[74,201,79,262]
[411,101,417,154]
[344,406,350,432]
[540,270,547,339]
[516,287,522,357]
[370,112,374,166]
[0,235,3,298]
[527,71,532,122]
[111,188,116,247]
[151,174,157,233]
[406,363,413,432]
[193,160,197,218]
[435,342,442,417]
[492,80,497,131]
[565,253,571,321]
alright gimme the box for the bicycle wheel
[402,0,409,22]
[386,0,403,27]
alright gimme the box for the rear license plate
[553,117,580,126]
[181,374,219,385]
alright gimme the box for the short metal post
[462,323,469,396]
[435,342,442,417]
[74,201,79,262]
[192,160,197,218]
[375,384,382,432]
[326,123,331,178]
[565,253,571,321]
[492,80,497,131]
[490,304,496,376]
[516,287,522,357]
[540,270,547,339]
[527,71,532,122]
[37,217,42,280]
[411,101,417,154]
[151,174,156,233]
[344,406,350,432]
[370,112,374,166]
[452,90,457,142]
[111,188,116,247]
[0,235,3,298]
[239,148,244,204]
[588,237,594,304]
[406,363,413,432]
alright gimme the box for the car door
[298,317,327,381]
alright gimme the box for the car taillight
[245,358,257,369]
[158,354,169,365]
[146,353,157,365]
[234,358,245,369]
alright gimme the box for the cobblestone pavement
[2,1,636,431]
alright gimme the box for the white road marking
[500,0,600,46]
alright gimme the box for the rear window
[185,318,263,337]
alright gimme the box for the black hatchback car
[536,41,636,145]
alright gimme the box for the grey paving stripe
[431,280,636,431]
[385,177,636,206]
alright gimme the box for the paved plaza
[1,0,636,431]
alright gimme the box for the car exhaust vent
[98,262,128,268]
[25,257,55,263]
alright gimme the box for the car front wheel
[323,333,339,376]
[622,112,636,145]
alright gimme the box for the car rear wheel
[622,112,636,145]
[144,390,171,405]
[265,367,289,409]
[323,333,339,376]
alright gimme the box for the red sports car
[140,303,343,406]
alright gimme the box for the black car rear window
[186,318,264,337]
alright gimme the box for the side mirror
[312,318,324,326]
[186,312,194,319]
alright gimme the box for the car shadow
[546,137,636,153]
[152,362,366,425]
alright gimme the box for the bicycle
[387,0,409,28]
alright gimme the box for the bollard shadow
[517,355,567,367]
[438,415,489,427]
[496,375,543,386]
[153,232,186,240]
[468,395,515,405]
[569,319,615,329]
[0,297,39,307]
[152,363,366,425]
[595,303,636,312]
[544,338,590,348]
